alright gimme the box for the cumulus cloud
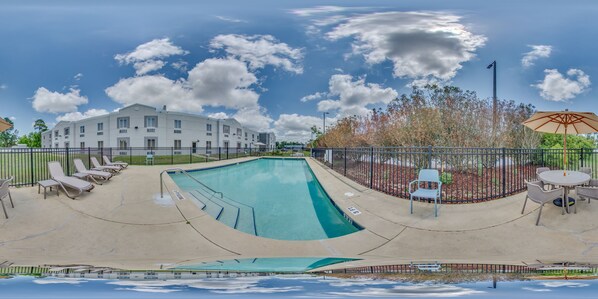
[33,278,88,285]
[326,12,486,83]
[274,113,323,141]
[215,16,247,23]
[289,6,359,17]
[115,38,188,75]
[56,108,109,122]
[210,34,304,74]
[315,74,398,116]
[73,73,83,81]
[208,112,229,119]
[533,68,591,101]
[233,106,273,132]
[105,75,199,112]
[522,45,552,67]
[0,84,7,90]
[32,87,88,113]
[327,284,485,297]
[300,92,327,102]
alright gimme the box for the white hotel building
[42,104,276,151]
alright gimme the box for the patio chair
[90,157,121,173]
[48,161,94,199]
[0,176,14,219]
[73,159,112,185]
[409,169,442,217]
[522,180,565,225]
[536,167,553,189]
[145,153,154,165]
[579,167,592,176]
[103,155,128,169]
[576,179,598,204]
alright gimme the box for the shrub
[440,172,453,185]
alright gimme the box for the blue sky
[0,0,596,141]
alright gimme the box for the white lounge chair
[48,161,94,199]
[90,157,121,173]
[103,155,128,169]
[0,176,14,219]
[74,159,112,185]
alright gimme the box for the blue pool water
[170,158,360,240]
[175,257,358,273]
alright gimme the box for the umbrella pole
[564,125,567,176]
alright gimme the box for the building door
[192,142,197,154]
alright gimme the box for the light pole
[487,60,497,140]
[322,112,329,135]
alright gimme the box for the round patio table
[538,170,591,214]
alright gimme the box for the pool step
[192,189,240,230]
[189,191,222,219]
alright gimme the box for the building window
[64,128,70,136]
[118,138,128,150]
[80,126,85,134]
[144,116,157,128]
[54,130,58,137]
[206,123,212,131]
[224,141,229,148]
[245,132,248,138]
[206,141,211,149]
[237,142,241,149]
[80,142,85,149]
[237,128,242,136]
[174,120,182,129]
[174,140,181,150]
[117,117,129,129]
[97,122,104,131]
[223,125,230,134]
[64,142,70,148]
[146,138,156,149]
[98,141,104,148]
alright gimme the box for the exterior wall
[42,104,274,150]
[258,132,276,150]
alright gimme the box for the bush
[440,172,453,185]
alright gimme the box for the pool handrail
[160,168,223,199]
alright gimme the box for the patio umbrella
[523,110,598,175]
[0,118,12,132]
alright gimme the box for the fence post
[218,147,221,160]
[171,147,174,165]
[88,147,91,167]
[428,145,432,169]
[189,147,192,164]
[370,147,374,189]
[65,147,71,176]
[30,148,34,187]
[502,147,506,197]
[331,148,334,169]
[129,147,132,165]
[344,147,347,176]
[580,148,584,168]
[541,148,544,167]
[226,146,229,159]
[100,147,103,163]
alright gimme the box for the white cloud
[32,87,88,113]
[326,12,486,82]
[8,116,16,121]
[300,91,327,102]
[274,113,323,141]
[233,106,272,132]
[210,34,304,74]
[187,58,260,109]
[533,68,591,101]
[539,281,590,288]
[115,38,188,75]
[73,73,83,81]
[208,112,229,119]
[0,84,7,90]
[105,75,199,112]
[56,108,109,122]
[215,15,247,23]
[522,45,552,67]
[289,6,358,17]
[33,278,88,285]
[327,284,485,297]
[172,60,188,72]
[315,74,398,116]
[133,60,166,75]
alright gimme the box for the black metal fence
[323,263,539,274]
[0,146,269,187]
[312,147,598,203]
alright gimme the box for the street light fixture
[322,112,329,135]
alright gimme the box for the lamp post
[487,60,497,141]
[322,112,329,135]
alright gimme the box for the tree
[0,117,18,147]
[33,119,48,132]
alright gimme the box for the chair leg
[521,196,528,214]
[8,191,14,208]
[536,203,544,226]
[434,197,438,217]
[1,199,7,219]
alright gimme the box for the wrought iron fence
[312,147,598,203]
[0,146,269,187]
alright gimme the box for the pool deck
[0,157,596,271]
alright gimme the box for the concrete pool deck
[0,157,596,271]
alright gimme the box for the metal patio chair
[576,179,598,204]
[409,169,442,217]
[522,180,565,225]
[0,176,15,219]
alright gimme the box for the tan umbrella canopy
[0,118,12,132]
[523,110,598,175]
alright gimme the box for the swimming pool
[169,158,361,240]
[175,257,358,273]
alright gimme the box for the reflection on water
[1,275,596,298]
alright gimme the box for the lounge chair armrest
[409,180,419,194]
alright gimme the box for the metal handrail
[160,168,223,199]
